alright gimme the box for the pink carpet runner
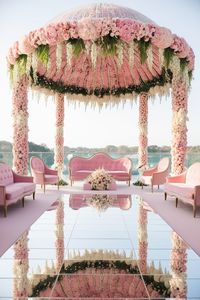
[0,192,60,256]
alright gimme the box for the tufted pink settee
[0,162,36,217]
[68,152,132,185]
[164,162,200,217]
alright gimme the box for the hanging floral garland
[7,18,194,100]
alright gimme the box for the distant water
[1,151,200,178]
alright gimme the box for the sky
[0,0,200,148]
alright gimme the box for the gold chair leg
[57,182,59,190]
[164,192,167,200]
[193,204,196,218]
[175,197,178,207]
[4,204,7,217]
[151,185,153,193]
[43,184,46,193]
[22,197,25,207]
[158,185,159,190]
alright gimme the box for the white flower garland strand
[56,43,63,70]
[66,43,73,66]
[128,41,135,69]
[91,42,97,68]
[147,44,153,71]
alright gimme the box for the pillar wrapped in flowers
[170,231,187,298]
[12,75,29,175]
[55,93,64,177]
[138,93,148,168]
[171,73,188,175]
[137,200,148,273]
[55,200,64,272]
[13,231,29,299]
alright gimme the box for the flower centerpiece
[86,168,115,190]
[86,194,115,212]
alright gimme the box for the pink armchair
[30,157,59,192]
[141,157,170,192]
[164,162,200,217]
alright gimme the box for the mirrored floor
[0,193,200,299]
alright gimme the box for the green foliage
[137,39,150,64]
[31,259,170,297]
[16,54,27,76]
[180,58,188,74]
[36,44,49,65]
[58,178,68,186]
[188,70,193,86]
[133,180,148,186]
[33,68,172,98]
[67,38,85,57]
[163,47,174,68]
[100,35,119,56]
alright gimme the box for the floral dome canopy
[8,3,195,101]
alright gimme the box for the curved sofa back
[186,162,200,186]
[0,163,14,186]
[69,152,132,174]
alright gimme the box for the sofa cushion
[16,182,36,194]
[44,174,58,184]
[0,164,14,186]
[5,183,24,201]
[164,183,194,198]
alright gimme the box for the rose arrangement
[86,194,115,212]
[86,168,115,190]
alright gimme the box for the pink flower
[151,26,173,48]
[78,18,100,41]
[18,35,34,54]
[171,36,190,58]
[187,47,195,70]
[7,47,16,64]
[44,24,58,45]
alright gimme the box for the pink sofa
[0,162,36,217]
[164,162,200,217]
[68,153,132,185]
[141,157,170,192]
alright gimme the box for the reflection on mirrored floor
[0,193,200,299]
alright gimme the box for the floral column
[171,57,189,175]
[138,200,148,273]
[55,199,64,272]
[12,75,29,175]
[13,231,29,299]
[138,93,148,168]
[170,231,187,298]
[55,93,64,177]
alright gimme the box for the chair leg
[57,182,59,190]
[43,184,46,193]
[175,197,178,207]
[22,197,25,207]
[193,204,197,218]
[70,179,72,186]
[151,185,153,193]
[141,182,143,189]
[4,204,7,217]
[164,192,167,200]
[33,191,35,200]
[128,179,130,186]
[158,185,159,190]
